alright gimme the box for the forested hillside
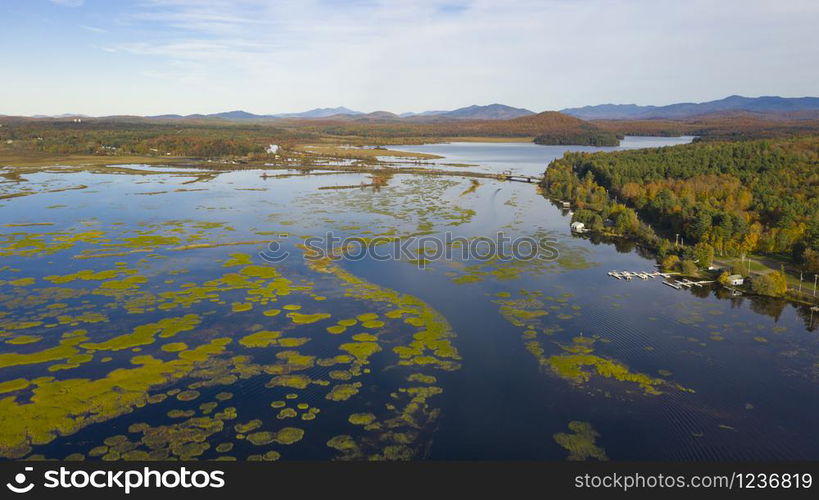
[291,111,619,143]
[542,136,819,272]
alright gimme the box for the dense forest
[533,123,620,146]
[290,111,619,143]
[5,111,819,159]
[0,112,621,154]
[593,113,819,142]
[542,136,819,275]
[0,119,311,158]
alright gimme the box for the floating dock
[607,270,666,281]
[608,270,717,292]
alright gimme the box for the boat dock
[608,270,716,291]
[607,270,668,281]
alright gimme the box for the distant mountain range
[11,97,819,123]
[149,106,364,120]
[401,104,534,120]
[144,103,533,122]
[561,95,819,120]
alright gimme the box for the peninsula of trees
[542,136,819,296]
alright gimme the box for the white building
[570,221,587,233]
[727,274,744,286]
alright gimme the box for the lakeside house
[570,221,588,233]
[727,274,745,286]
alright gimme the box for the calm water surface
[0,138,816,461]
[390,136,696,176]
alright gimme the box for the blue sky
[1,0,818,116]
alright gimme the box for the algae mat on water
[0,210,461,460]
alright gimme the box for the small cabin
[561,201,571,209]
[570,221,587,233]
[727,274,744,286]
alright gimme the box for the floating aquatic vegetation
[6,335,42,345]
[267,374,311,389]
[81,314,201,351]
[0,378,30,394]
[340,342,382,364]
[234,420,263,433]
[215,442,233,453]
[247,450,281,461]
[0,173,474,461]
[98,275,148,291]
[326,382,362,401]
[542,336,685,396]
[176,390,200,402]
[545,352,666,395]
[327,435,361,455]
[0,328,89,370]
[222,253,253,267]
[161,342,188,352]
[0,338,231,458]
[276,408,297,419]
[553,421,608,461]
[286,312,331,324]
[246,427,304,446]
[239,330,282,348]
[231,302,253,312]
[349,413,376,425]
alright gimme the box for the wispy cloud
[81,25,108,33]
[50,0,85,7]
[8,0,819,115]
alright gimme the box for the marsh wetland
[1,138,818,461]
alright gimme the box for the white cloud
[95,0,819,113]
[50,0,85,7]
[9,0,819,115]
[81,25,108,33]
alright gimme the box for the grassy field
[714,253,819,302]
[0,151,195,168]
